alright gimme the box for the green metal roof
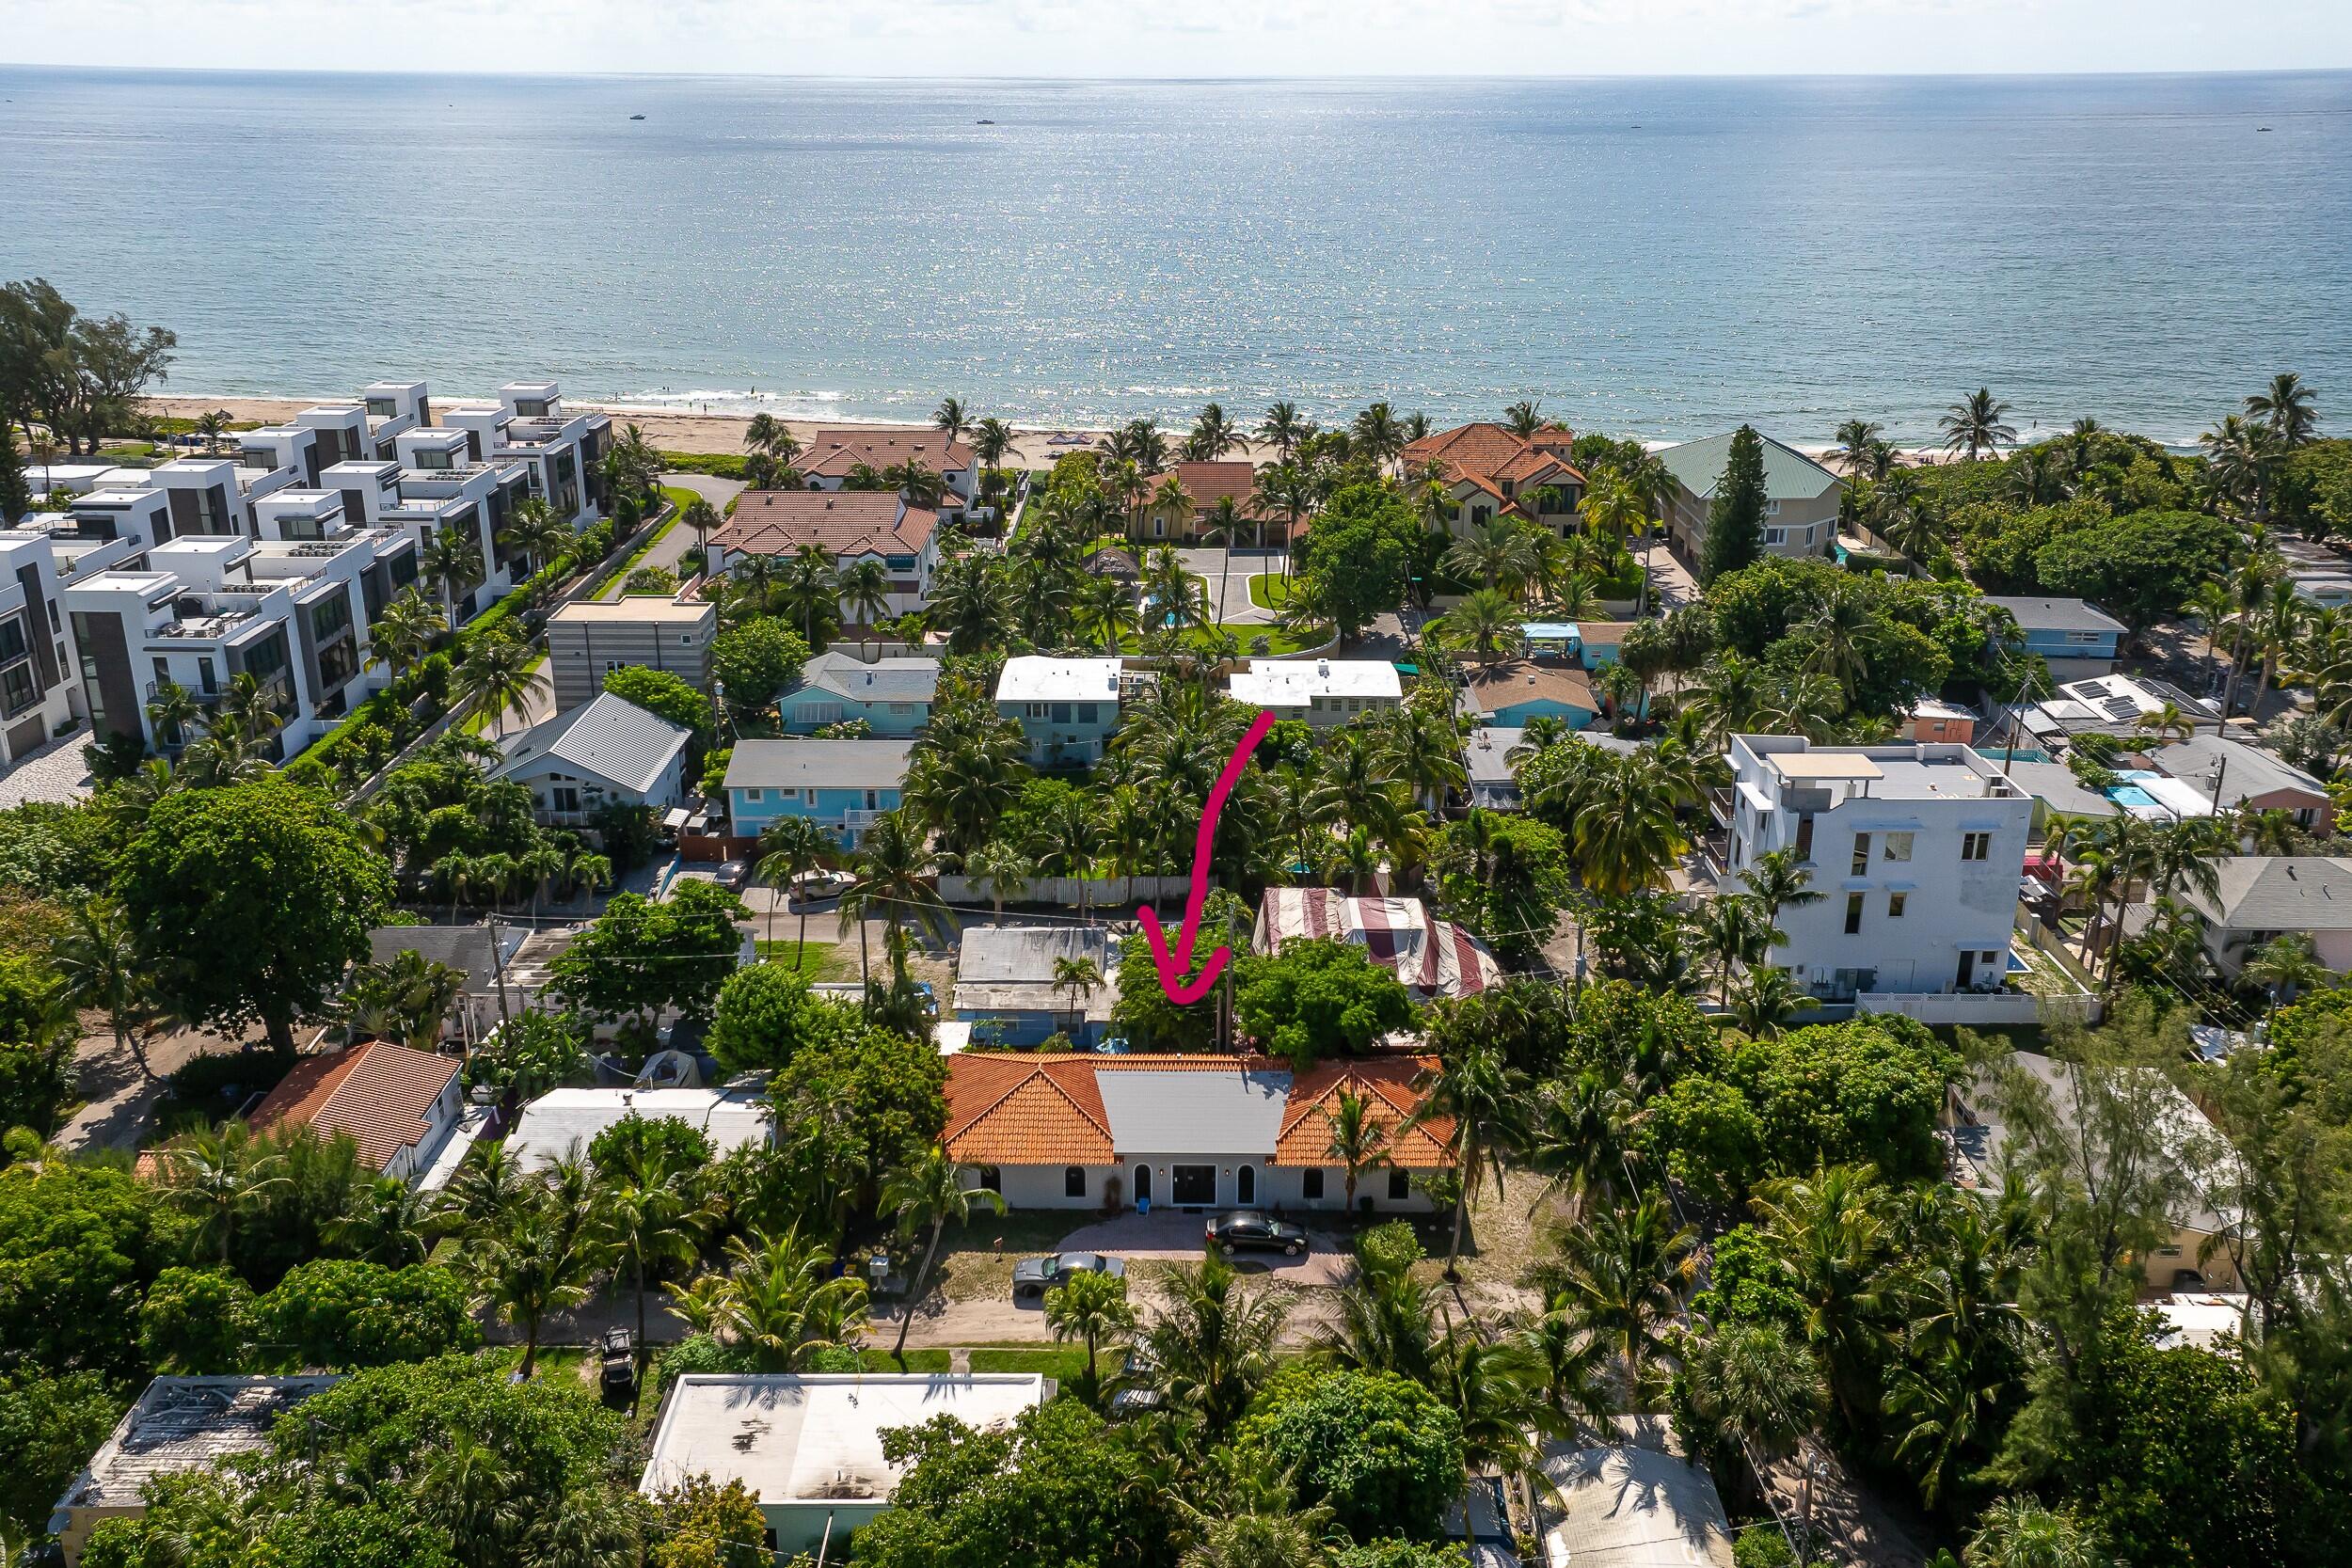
[1655,430,1843,502]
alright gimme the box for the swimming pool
[2110,785,2160,810]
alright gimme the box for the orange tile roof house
[246,1039,465,1184]
[1136,460,1279,544]
[1399,422,1586,537]
[798,427,977,499]
[942,1053,1450,1213]
[708,491,946,615]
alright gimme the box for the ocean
[2,66,2347,445]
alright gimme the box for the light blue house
[777,652,941,736]
[724,737,914,846]
[993,656,1125,766]
[1462,660,1598,729]
[1985,596,2126,676]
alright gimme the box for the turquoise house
[1985,596,2126,675]
[1462,661,1598,728]
[994,655,1124,766]
[725,738,913,846]
[777,651,940,736]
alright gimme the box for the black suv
[1203,1212,1310,1257]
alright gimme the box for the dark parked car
[711,860,753,892]
[598,1326,636,1399]
[1010,1251,1126,1303]
[1203,1212,1309,1257]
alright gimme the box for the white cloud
[2,0,2346,75]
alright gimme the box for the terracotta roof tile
[1401,422,1585,514]
[713,491,937,561]
[1276,1056,1454,1168]
[799,427,975,477]
[1462,659,1597,717]
[246,1039,459,1172]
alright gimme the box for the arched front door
[1133,1164,1152,1206]
[1237,1164,1256,1206]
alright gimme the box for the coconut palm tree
[1940,388,2015,462]
[1351,402,1406,473]
[596,1121,723,1409]
[1728,965,1804,1037]
[453,631,547,737]
[755,815,835,952]
[1503,400,1544,438]
[49,900,163,1081]
[1445,518,1540,596]
[1524,1193,1698,1407]
[1050,955,1102,1036]
[1257,402,1310,467]
[1692,893,1785,1002]
[421,524,485,625]
[697,1225,869,1370]
[839,808,943,993]
[1137,1248,1291,1436]
[194,408,233,454]
[1829,418,1885,478]
[876,1143,1003,1364]
[1185,402,1243,461]
[143,679,200,751]
[1751,1163,1896,1432]
[2245,930,2330,1017]
[1963,1497,2106,1568]
[1045,1266,1134,1390]
[780,544,841,647]
[2245,371,2319,448]
[838,558,893,653]
[497,495,572,576]
[206,670,285,752]
[1409,1042,1529,1280]
[969,838,1032,926]
[344,946,467,1050]
[1442,587,1524,665]
[1684,1322,1827,1533]
[367,586,446,675]
[1322,1087,1391,1214]
[160,1125,292,1266]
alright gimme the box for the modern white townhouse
[438,381,611,528]
[64,508,416,757]
[323,427,534,621]
[0,530,81,770]
[358,381,433,458]
[24,485,176,581]
[1725,735,2035,1000]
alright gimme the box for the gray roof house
[363,924,529,1046]
[952,925,1122,1046]
[2150,735,2335,831]
[52,1376,341,1566]
[490,691,694,827]
[2180,856,2352,978]
[1656,431,1844,564]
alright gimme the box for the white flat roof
[1767,752,1883,781]
[1228,657,1402,705]
[642,1374,1049,1506]
[506,1087,770,1170]
[996,655,1122,704]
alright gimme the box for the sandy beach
[142,394,1293,469]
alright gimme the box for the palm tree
[478,1195,605,1379]
[1682,1323,1826,1531]
[1322,1087,1391,1214]
[1744,846,1824,928]
[1257,402,1310,467]
[1525,1194,1698,1407]
[2245,930,2330,1017]
[210,671,284,750]
[1351,402,1405,473]
[694,1226,869,1370]
[1940,388,2016,462]
[345,946,468,1049]
[144,679,199,750]
[1751,1163,1895,1431]
[367,586,446,675]
[160,1125,291,1266]
[932,396,969,447]
[194,408,232,454]
[1044,1266,1134,1390]
[1200,495,1243,623]
[1409,1043,1529,1280]
[1186,402,1242,461]
[882,1145,1005,1364]
[780,544,841,647]
[421,524,485,625]
[839,809,942,993]
[497,495,572,576]
[1050,955,1102,1036]
[1442,587,1523,666]
[596,1123,722,1409]
[1829,419,1885,478]
[453,631,547,736]
[839,559,893,651]
[1445,517,1540,595]
[755,815,835,952]
[1963,1497,2106,1568]
[1692,893,1785,1003]
[1728,965,1804,1037]
[744,411,786,458]
[1137,1249,1290,1436]
[2245,371,2319,448]
[970,839,1032,925]
[419,1430,524,1561]
[49,899,163,1080]
[1503,400,1544,438]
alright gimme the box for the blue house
[993,656,1125,766]
[1985,596,2126,676]
[950,925,1121,1048]
[725,738,914,847]
[1461,660,1598,728]
[777,652,941,736]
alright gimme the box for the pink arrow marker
[1139,707,1278,1005]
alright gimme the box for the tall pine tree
[1700,423,1767,585]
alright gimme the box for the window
[1051,702,1073,724]
[976,1165,1002,1193]
[1076,703,1099,723]
[1025,702,1049,720]
[1883,832,1914,863]
[1844,893,1865,934]
[2067,629,2104,645]
[1962,832,1993,862]
[1302,1168,1325,1200]
[744,788,762,801]
[1888,893,1907,918]
[1064,1166,1086,1199]
[364,397,398,418]
[412,447,453,471]
[1386,1170,1411,1202]
[1,663,36,719]
[1764,527,1787,546]
[1851,832,1871,874]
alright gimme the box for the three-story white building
[1725,736,2034,999]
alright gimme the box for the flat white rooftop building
[641,1373,1050,1556]
[1228,657,1402,723]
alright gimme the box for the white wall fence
[1856,991,2104,1027]
[937,874,1201,911]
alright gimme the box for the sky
[4,0,2350,78]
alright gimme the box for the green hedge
[658,450,750,481]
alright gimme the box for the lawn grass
[968,1345,1093,1384]
[591,487,693,597]
[753,939,853,978]
[1116,623,1327,656]
[1248,573,1298,611]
